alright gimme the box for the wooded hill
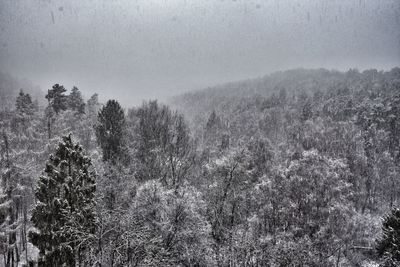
[0,67,400,266]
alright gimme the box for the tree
[132,181,212,266]
[68,86,85,114]
[132,100,172,182]
[205,110,219,131]
[131,101,194,187]
[46,84,68,114]
[95,100,126,162]
[87,93,100,115]
[204,110,225,150]
[279,87,287,106]
[30,134,96,266]
[377,208,400,266]
[0,106,45,266]
[45,84,68,139]
[301,98,313,122]
[0,132,23,267]
[15,89,35,115]
[93,161,133,267]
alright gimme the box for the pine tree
[377,208,400,267]
[95,100,126,162]
[15,89,35,115]
[46,84,68,114]
[45,84,68,139]
[30,134,96,266]
[68,86,85,114]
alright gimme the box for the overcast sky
[0,0,399,105]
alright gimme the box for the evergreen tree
[46,84,68,114]
[30,135,96,266]
[377,208,400,267]
[95,100,126,162]
[45,84,68,139]
[15,89,35,115]
[68,86,85,114]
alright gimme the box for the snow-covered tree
[30,134,96,266]
[377,208,400,267]
[15,89,35,116]
[130,101,194,187]
[0,132,23,266]
[46,84,68,114]
[87,93,100,116]
[68,86,85,114]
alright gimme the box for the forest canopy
[0,67,400,266]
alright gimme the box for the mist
[0,0,399,105]
[3,1,400,266]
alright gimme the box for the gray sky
[0,0,399,105]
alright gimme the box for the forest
[1,67,400,266]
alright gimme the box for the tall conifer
[30,135,96,266]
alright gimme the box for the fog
[0,0,399,105]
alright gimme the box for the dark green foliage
[95,100,126,162]
[46,84,68,114]
[68,86,85,114]
[30,135,96,266]
[377,208,400,266]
